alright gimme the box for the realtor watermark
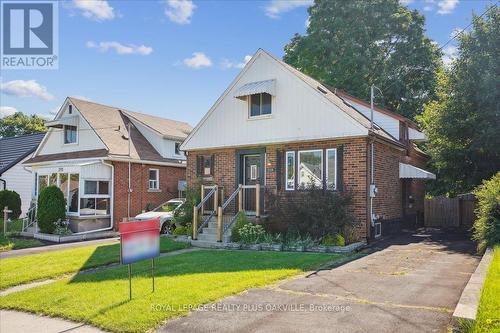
[1,0,58,69]
[151,303,352,313]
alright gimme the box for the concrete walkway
[0,310,105,333]
[160,230,480,333]
[0,237,119,259]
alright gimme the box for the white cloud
[49,107,59,115]
[437,0,459,15]
[265,0,312,19]
[400,0,415,4]
[72,0,115,21]
[86,41,153,55]
[442,45,458,66]
[164,0,196,24]
[305,17,310,28]
[423,5,433,11]
[183,52,212,69]
[1,80,55,101]
[70,95,93,101]
[0,106,18,118]
[221,55,252,69]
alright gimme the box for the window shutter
[196,155,203,176]
[210,154,215,176]
[276,150,282,190]
[337,146,344,191]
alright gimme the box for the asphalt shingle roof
[0,133,45,174]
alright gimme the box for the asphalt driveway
[160,229,479,333]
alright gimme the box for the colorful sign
[119,219,160,265]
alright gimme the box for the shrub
[322,234,345,247]
[172,187,200,227]
[37,186,66,234]
[473,172,500,253]
[265,185,357,241]
[238,223,266,244]
[0,190,22,219]
[53,219,72,236]
[173,226,187,236]
[230,211,251,242]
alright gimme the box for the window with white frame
[326,148,337,190]
[285,151,295,190]
[149,169,159,190]
[37,173,80,214]
[249,93,272,117]
[81,180,110,216]
[64,125,77,144]
[298,150,323,188]
[175,142,182,155]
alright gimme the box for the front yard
[0,219,44,251]
[474,246,500,333]
[0,237,189,290]
[0,250,339,333]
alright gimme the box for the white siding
[343,99,400,139]
[130,119,185,160]
[182,52,367,151]
[2,155,35,216]
[37,101,106,155]
[81,163,112,179]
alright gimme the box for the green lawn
[0,250,338,333]
[0,235,44,252]
[0,237,189,290]
[0,218,24,234]
[474,246,500,333]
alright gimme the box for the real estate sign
[119,219,160,265]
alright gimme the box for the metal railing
[192,185,218,239]
[22,203,37,233]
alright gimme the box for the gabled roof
[25,98,192,165]
[0,133,44,174]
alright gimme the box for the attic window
[68,105,73,114]
[249,93,272,117]
[64,125,77,144]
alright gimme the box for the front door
[243,155,261,213]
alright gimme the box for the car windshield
[157,202,181,212]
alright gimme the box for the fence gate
[424,196,460,227]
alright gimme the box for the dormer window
[249,93,272,117]
[64,125,77,144]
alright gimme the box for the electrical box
[369,184,378,198]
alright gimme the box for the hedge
[37,186,66,234]
[473,172,500,253]
[0,190,22,219]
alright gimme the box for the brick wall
[187,137,370,240]
[113,161,185,228]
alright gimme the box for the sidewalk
[0,237,119,259]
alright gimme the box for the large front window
[249,93,272,117]
[298,150,323,188]
[36,173,110,217]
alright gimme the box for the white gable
[36,99,107,156]
[182,51,368,151]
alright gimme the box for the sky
[0,0,496,126]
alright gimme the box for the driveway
[160,229,479,333]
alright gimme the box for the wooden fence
[424,194,476,228]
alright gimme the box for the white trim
[326,148,337,190]
[148,168,160,190]
[297,149,323,188]
[63,124,78,145]
[375,222,382,238]
[285,151,295,191]
[247,93,273,119]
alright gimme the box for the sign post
[3,206,12,236]
[119,218,160,300]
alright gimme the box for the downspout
[0,177,6,190]
[127,121,132,219]
[73,159,115,234]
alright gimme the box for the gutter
[106,157,186,168]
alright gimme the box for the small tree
[172,187,200,227]
[472,172,500,253]
[0,190,22,219]
[37,186,66,233]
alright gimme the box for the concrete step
[190,240,228,249]
[202,226,232,236]
[196,232,231,243]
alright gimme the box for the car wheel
[160,223,170,234]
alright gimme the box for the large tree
[417,6,500,196]
[283,0,441,119]
[0,112,47,138]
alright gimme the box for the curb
[452,247,494,331]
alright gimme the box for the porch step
[196,232,231,243]
[190,240,228,249]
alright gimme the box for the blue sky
[0,0,495,126]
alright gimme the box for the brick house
[181,49,435,242]
[24,97,191,233]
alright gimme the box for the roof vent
[317,86,328,94]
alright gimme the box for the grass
[473,245,500,333]
[0,250,338,333]
[0,237,189,290]
[0,219,44,251]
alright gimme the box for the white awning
[399,163,436,180]
[45,116,79,128]
[234,79,276,100]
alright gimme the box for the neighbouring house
[181,49,436,242]
[0,133,45,216]
[24,97,192,233]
